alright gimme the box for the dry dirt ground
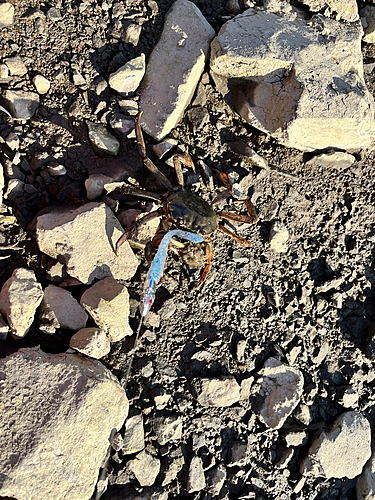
[1,1,375,499]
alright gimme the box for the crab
[116,114,257,287]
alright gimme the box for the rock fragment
[0,347,128,500]
[39,285,88,330]
[69,327,110,359]
[109,113,136,137]
[36,202,138,285]
[86,121,120,155]
[361,6,375,44]
[210,8,375,151]
[301,411,371,479]
[127,447,161,487]
[32,74,51,94]
[152,415,182,445]
[72,70,86,86]
[80,277,133,342]
[123,414,145,455]
[161,447,185,486]
[122,22,142,45]
[109,54,146,94]
[0,90,40,120]
[0,3,14,27]
[205,464,226,496]
[301,0,358,22]
[269,221,289,253]
[139,0,215,140]
[4,178,24,199]
[0,269,43,339]
[357,442,375,500]
[252,357,304,429]
[186,456,205,493]
[191,377,240,407]
[4,56,27,76]
[306,151,356,170]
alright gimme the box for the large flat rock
[0,347,129,500]
[210,8,375,151]
[138,0,215,140]
[36,202,139,285]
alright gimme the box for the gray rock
[4,56,27,76]
[152,415,182,445]
[86,121,120,156]
[161,447,185,486]
[306,151,356,170]
[69,327,110,359]
[139,0,215,140]
[253,357,304,429]
[0,3,14,27]
[119,99,138,115]
[205,464,226,496]
[36,202,139,285]
[0,90,40,120]
[301,0,358,22]
[121,22,142,45]
[301,411,371,479]
[127,447,161,487]
[39,284,88,330]
[109,113,136,137]
[361,6,375,44]
[123,414,145,455]
[109,54,146,95]
[80,277,133,342]
[152,138,178,159]
[4,178,24,199]
[357,441,375,500]
[0,347,128,500]
[0,268,43,339]
[47,7,63,20]
[210,9,375,151]
[191,377,240,407]
[186,455,205,493]
[92,76,108,95]
[186,106,210,129]
[228,441,248,466]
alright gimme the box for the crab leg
[116,206,167,255]
[121,185,162,202]
[173,154,196,189]
[135,113,174,192]
[218,224,251,247]
[195,237,214,288]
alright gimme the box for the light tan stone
[69,327,110,359]
[0,268,43,339]
[0,347,128,500]
[39,285,88,330]
[80,277,132,341]
[109,54,145,94]
[36,202,139,285]
[0,3,14,27]
[32,74,51,94]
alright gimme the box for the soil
[1,1,375,499]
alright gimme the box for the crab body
[167,191,218,236]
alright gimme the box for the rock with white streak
[191,377,240,407]
[0,3,14,27]
[0,90,40,120]
[39,285,88,330]
[109,54,146,94]
[0,269,43,339]
[80,277,132,342]
[301,411,371,479]
[252,357,304,429]
[0,346,128,500]
[139,0,215,140]
[210,9,375,151]
[127,447,161,487]
[69,327,110,359]
[301,0,358,22]
[33,75,50,94]
[4,178,24,199]
[152,415,182,446]
[0,313,9,340]
[72,70,86,86]
[269,221,289,253]
[36,203,138,285]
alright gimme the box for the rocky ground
[1,0,375,499]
